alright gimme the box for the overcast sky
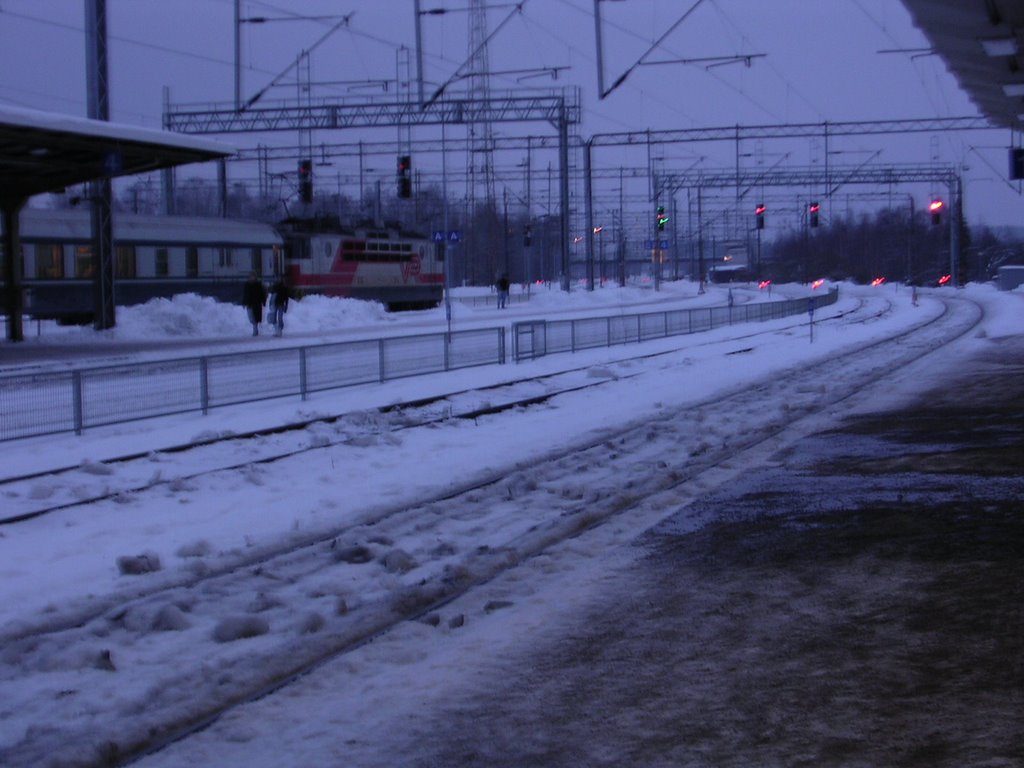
[1,0,1021,227]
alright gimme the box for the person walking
[496,273,510,309]
[268,276,290,337]
[242,272,267,336]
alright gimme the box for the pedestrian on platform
[496,273,510,309]
[242,272,267,336]
[269,276,290,336]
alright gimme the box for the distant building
[997,265,1024,291]
[715,240,749,268]
[709,240,751,283]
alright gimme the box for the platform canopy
[1,104,235,342]
[0,103,234,202]
[902,0,1024,131]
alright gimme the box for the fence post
[444,332,451,371]
[200,357,209,415]
[378,338,387,382]
[299,347,308,401]
[499,328,506,364]
[72,370,83,435]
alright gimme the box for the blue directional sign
[448,230,462,243]
[644,239,654,249]
[659,240,669,249]
[432,231,444,242]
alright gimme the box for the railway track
[2,292,949,768]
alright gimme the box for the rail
[0,326,505,441]
[511,288,839,362]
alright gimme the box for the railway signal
[298,159,313,203]
[755,203,766,229]
[809,201,820,228]
[398,155,412,199]
[929,198,944,225]
[656,205,669,231]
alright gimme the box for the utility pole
[85,0,115,331]
[697,186,705,294]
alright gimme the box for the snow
[0,102,234,155]
[0,279,1021,767]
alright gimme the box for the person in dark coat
[268,276,290,337]
[242,272,267,336]
[496,273,510,308]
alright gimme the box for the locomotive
[3,209,443,322]
[277,216,443,311]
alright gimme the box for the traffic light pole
[950,176,962,286]
[697,186,705,294]
[756,225,762,283]
[584,139,595,291]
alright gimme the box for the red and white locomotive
[277,216,443,310]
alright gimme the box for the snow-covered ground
[0,280,1021,767]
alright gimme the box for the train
[2,209,444,322]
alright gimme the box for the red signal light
[397,155,412,198]
[298,158,313,203]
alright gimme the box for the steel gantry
[164,92,578,134]
[656,164,963,288]
[164,89,581,288]
[582,116,996,290]
[656,163,960,191]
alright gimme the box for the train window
[35,243,64,279]
[74,245,93,278]
[218,247,233,269]
[186,246,199,278]
[116,246,136,278]
[155,248,169,277]
[286,237,309,261]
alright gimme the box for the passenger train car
[2,209,442,322]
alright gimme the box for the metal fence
[0,326,505,441]
[452,292,532,308]
[511,288,839,362]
